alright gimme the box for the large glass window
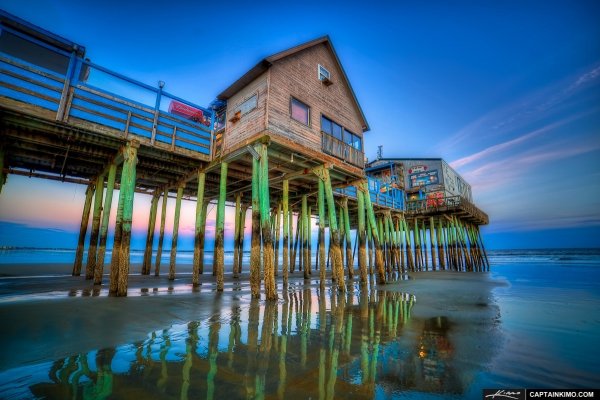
[291,97,310,126]
[332,122,343,140]
[345,130,362,150]
[321,115,332,135]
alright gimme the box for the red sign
[168,101,209,125]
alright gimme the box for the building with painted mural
[366,157,473,204]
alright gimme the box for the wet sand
[0,264,505,369]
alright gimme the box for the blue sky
[1,0,599,249]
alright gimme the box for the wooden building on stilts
[0,11,489,298]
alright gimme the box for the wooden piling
[283,180,290,288]
[429,216,437,270]
[302,194,309,280]
[320,167,345,292]
[317,179,326,288]
[422,223,429,271]
[142,194,159,275]
[192,171,206,286]
[94,163,116,285]
[233,193,242,279]
[413,218,422,271]
[259,144,276,301]
[402,217,415,272]
[250,155,261,298]
[238,204,248,272]
[362,181,385,285]
[291,212,300,274]
[307,204,312,275]
[168,185,184,281]
[274,202,282,276]
[109,182,125,293]
[155,190,168,276]
[384,214,392,277]
[367,217,373,275]
[356,187,368,284]
[398,216,405,272]
[85,172,105,280]
[73,183,94,276]
[115,141,138,296]
[214,162,228,292]
[437,217,446,270]
[342,197,353,279]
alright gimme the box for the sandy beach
[1,254,598,399]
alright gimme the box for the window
[321,115,332,135]
[291,97,310,125]
[345,130,362,151]
[318,64,330,81]
[332,122,343,140]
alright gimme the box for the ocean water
[0,248,598,399]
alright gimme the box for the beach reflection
[21,287,474,399]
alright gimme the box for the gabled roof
[217,36,370,132]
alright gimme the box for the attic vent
[318,64,332,86]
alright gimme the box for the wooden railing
[405,195,489,224]
[335,177,404,210]
[322,132,364,168]
[0,24,213,158]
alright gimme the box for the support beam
[142,193,159,275]
[302,194,309,280]
[168,185,184,280]
[317,179,326,289]
[192,171,206,286]
[274,202,282,277]
[154,190,168,276]
[115,141,138,296]
[342,197,353,279]
[320,167,345,292]
[438,217,446,270]
[367,216,373,275]
[307,204,312,276]
[214,162,228,291]
[239,205,248,273]
[356,187,367,284]
[73,183,94,276]
[429,216,437,271]
[259,144,276,300]
[94,163,116,285]
[363,181,385,284]
[233,193,242,279]
[250,156,261,298]
[109,181,125,293]
[283,180,290,288]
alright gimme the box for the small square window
[318,64,330,81]
[291,97,310,126]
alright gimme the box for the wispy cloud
[440,62,600,150]
[463,140,600,192]
[449,109,597,169]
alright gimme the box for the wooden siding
[222,72,268,153]
[266,43,365,169]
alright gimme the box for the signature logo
[483,389,524,400]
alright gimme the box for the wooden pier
[0,11,489,298]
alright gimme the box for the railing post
[151,81,164,145]
[56,50,78,121]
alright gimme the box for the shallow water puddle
[0,287,483,399]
